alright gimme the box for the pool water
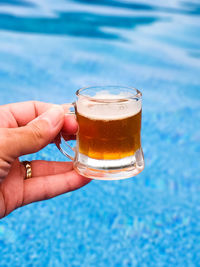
[0,0,200,266]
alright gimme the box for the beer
[57,86,144,180]
[76,107,141,160]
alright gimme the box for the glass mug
[57,86,144,180]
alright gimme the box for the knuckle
[31,123,44,140]
[0,128,12,153]
[42,179,52,200]
[0,129,13,178]
[29,122,47,147]
[0,158,10,179]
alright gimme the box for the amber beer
[76,109,141,160]
[57,86,144,180]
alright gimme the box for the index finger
[0,101,77,134]
[1,101,61,126]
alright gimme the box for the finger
[1,105,65,158]
[61,133,76,141]
[62,114,78,135]
[22,171,91,205]
[0,101,52,128]
[0,101,72,128]
[20,160,74,178]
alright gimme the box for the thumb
[2,105,65,159]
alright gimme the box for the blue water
[0,0,200,266]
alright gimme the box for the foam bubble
[77,91,141,120]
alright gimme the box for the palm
[0,101,90,218]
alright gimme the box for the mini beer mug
[57,86,144,180]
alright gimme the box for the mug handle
[56,103,76,161]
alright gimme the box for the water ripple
[73,0,200,16]
[0,1,200,266]
[0,11,160,40]
[0,0,34,7]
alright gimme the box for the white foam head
[77,91,141,120]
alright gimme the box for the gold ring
[21,161,32,179]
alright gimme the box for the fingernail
[38,105,64,128]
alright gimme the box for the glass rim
[76,85,142,102]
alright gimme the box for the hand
[0,101,91,218]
